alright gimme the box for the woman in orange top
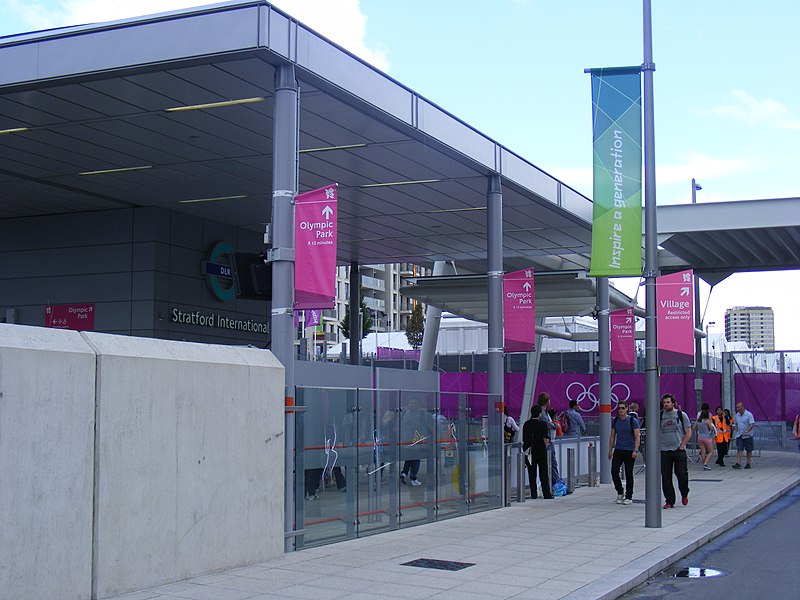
[712,406,730,466]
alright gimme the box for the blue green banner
[589,67,642,277]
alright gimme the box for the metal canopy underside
[0,0,594,275]
[400,272,639,323]
[656,198,800,281]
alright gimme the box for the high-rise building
[724,306,775,350]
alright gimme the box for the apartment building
[724,306,775,351]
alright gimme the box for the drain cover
[401,558,475,571]
[673,567,725,578]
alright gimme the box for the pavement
[110,450,800,600]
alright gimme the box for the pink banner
[656,269,695,366]
[295,184,338,309]
[610,307,635,371]
[503,268,535,352]
[45,303,95,330]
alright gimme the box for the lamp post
[705,321,716,370]
[692,178,703,416]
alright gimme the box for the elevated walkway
[113,450,799,600]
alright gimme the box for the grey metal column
[349,262,360,365]
[597,277,611,484]
[487,174,505,505]
[271,62,299,550]
[520,319,545,425]
[487,174,504,400]
[419,261,455,371]
[642,0,661,528]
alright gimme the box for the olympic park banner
[656,269,695,366]
[295,184,338,309]
[610,307,636,371]
[503,268,535,352]
[588,66,643,277]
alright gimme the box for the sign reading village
[171,308,269,334]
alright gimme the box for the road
[621,485,800,599]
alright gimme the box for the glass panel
[296,387,356,548]
[466,392,502,514]
[356,388,399,537]
[435,393,467,521]
[396,390,437,528]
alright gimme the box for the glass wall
[294,387,502,548]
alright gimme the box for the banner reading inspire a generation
[588,67,643,277]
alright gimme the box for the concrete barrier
[0,325,96,600]
[0,325,285,599]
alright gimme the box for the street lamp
[705,321,716,370]
[692,178,702,203]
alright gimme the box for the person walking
[522,405,553,499]
[694,409,717,470]
[565,399,588,437]
[712,406,730,466]
[732,401,756,469]
[608,401,641,505]
[659,393,692,509]
[537,392,560,486]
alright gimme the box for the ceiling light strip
[0,127,30,135]
[360,179,441,188]
[179,195,248,204]
[299,143,367,154]
[164,97,265,112]
[78,165,153,176]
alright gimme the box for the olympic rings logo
[565,381,631,413]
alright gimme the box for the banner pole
[642,0,662,528]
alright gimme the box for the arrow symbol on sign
[322,205,334,220]
[680,286,690,296]
[523,282,531,291]
[626,317,632,323]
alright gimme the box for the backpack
[503,416,516,443]
[660,409,688,433]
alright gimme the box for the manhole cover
[401,558,475,571]
[673,567,726,578]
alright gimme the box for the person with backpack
[608,401,641,505]
[659,393,692,509]
[503,405,519,443]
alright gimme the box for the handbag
[503,417,516,443]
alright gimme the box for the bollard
[587,442,597,487]
[566,447,575,494]
[504,443,511,506]
[546,447,553,495]
[517,446,526,502]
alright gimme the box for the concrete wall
[0,324,285,599]
[0,325,96,600]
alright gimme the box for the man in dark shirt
[523,405,553,499]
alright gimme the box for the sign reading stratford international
[588,66,642,277]
[170,307,268,334]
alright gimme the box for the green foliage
[340,298,372,340]
[406,302,425,349]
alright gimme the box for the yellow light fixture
[78,165,152,176]
[0,127,30,135]
[178,194,248,204]
[360,179,441,188]
[164,97,265,112]
[300,143,367,154]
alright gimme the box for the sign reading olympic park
[295,184,338,310]
[45,303,95,330]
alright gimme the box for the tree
[406,302,425,349]
[340,298,372,340]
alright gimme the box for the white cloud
[10,0,390,71]
[705,89,800,130]
[655,150,752,186]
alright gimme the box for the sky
[1,0,798,349]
